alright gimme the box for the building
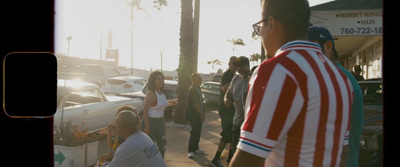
[310,0,383,79]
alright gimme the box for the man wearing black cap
[308,26,364,167]
[224,56,250,165]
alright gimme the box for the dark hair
[262,0,310,39]
[319,40,339,61]
[147,71,164,93]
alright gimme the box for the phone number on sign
[340,27,382,35]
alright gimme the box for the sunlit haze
[55,0,333,74]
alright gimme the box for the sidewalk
[164,105,230,167]
[96,105,231,167]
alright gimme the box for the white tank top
[148,91,168,118]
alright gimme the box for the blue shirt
[336,63,364,167]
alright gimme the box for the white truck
[55,79,143,132]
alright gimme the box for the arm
[224,82,234,108]
[189,87,205,121]
[143,91,156,135]
[221,83,230,94]
[224,90,233,108]
[106,123,115,149]
[229,150,265,167]
[99,151,114,163]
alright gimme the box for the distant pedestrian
[186,73,206,158]
[143,71,168,158]
[224,56,250,164]
[353,65,365,81]
[211,56,237,167]
[104,110,166,167]
[230,0,354,166]
[97,106,138,166]
[308,26,364,167]
[243,65,258,107]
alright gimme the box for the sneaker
[211,159,224,167]
[188,152,197,158]
[194,149,205,154]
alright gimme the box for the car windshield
[202,83,220,91]
[164,84,177,100]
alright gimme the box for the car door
[79,88,115,132]
[54,92,87,129]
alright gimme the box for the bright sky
[55,0,333,74]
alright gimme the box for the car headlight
[360,135,379,151]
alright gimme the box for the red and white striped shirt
[238,40,353,167]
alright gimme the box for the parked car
[57,72,102,87]
[73,64,121,87]
[55,79,144,133]
[358,78,383,167]
[201,81,220,105]
[120,80,178,117]
[212,74,222,83]
[102,76,147,94]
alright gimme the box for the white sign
[106,48,119,59]
[310,9,382,36]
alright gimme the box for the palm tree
[206,59,222,70]
[126,0,166,74]
[249,53,261,66]
[227,38,245,56]
[127,0,146,74]
[153,0,168,10]
[175,0,194,124]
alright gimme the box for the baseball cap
[307,26,335,46]
[235,56,249,67]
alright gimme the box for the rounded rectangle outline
[3,52,57,118]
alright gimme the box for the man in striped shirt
[229,0,354,166]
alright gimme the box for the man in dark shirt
[211,56,237,167]
[186,73,206,158]
[353,65,365,81]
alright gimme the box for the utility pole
[100,30,103,60]
[130,4,134,75]
[66,36,72,57]
[160,51,163,72]
[192,0,200,73]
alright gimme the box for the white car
[102,76,147,94]
[55,79,144,132]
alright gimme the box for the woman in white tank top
[143,71,168,158]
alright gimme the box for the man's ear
[325,40,334,53]
[267,16,275,29]
[268,16,283,36]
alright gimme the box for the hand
[107,123,115,134]
[201,114,205,122]
[99,152,112,162]
[144,127,151,135]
